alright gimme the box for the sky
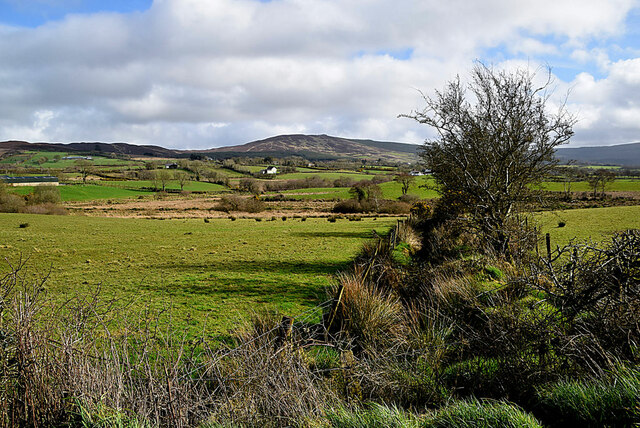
[1,0,640,149]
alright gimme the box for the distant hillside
[3,137,638,167]
[205,134,419,162]
[0,136,420,162]
[0,140,177,157]
[556,142,640,167]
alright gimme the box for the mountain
[555,142,640,168]
[204,134,420,162]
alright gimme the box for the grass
[0,150,138,168]
[325,403,421,427]
[536,205,640,246]
[265,177,438,201]
[536,367,640,426]
[10,184,149,201]
[539,179,640,192]
[277,171,380,180]
[424,398,543,428]
[0,214,398,337]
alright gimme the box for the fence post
[546,233,551,262]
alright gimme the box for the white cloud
[0,0,639,148]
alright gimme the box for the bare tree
[394,172,415,195]
[75,159,92,184]
[587,169,615,198]
[154,169,172,192]
[402,63,575,253]
[174,170,190,191]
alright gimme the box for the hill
[0,140,177,158]
[3,137,640,167]
[555,142,640,167]
[203,134,419,162]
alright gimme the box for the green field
[277,171,380,181]
[540,179,640,192]
[268,177,438,200]
[10,184,149,201]
[536,205,640,246]
[0,214,399,336]
[0,151,137,168]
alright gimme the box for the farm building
[165,163,178,169]
[0,175,59,186]
[261,166,278,175]
[62,156,92,160]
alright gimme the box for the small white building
[1,176,59,186]
[261,166,278,175]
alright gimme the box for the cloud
[0,0,639,148]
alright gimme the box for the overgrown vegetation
[0,184,66,215]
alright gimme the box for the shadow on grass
[143,260,346,302]
[152,259,351,276]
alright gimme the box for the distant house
[62,156,92,160]
[0,175,59,186]
[409,170,424,176]
[261,166,278,175]
[165,163,178,169]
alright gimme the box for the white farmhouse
[261,166,278,175]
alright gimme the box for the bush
[398,194,420,204]
[32,186,62,205]
[215,195,265,213]
[378,200,411,214]
[0,191,26,213]
[22,203,67,215]
[333,199,365,214]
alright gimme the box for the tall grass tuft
[330,267,406,349]
[325,402,421,428]
[535,367,640,426]
[424,398,543,428]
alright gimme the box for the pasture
[0,214,399,337]
[536,204,640,246]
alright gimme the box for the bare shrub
[378,200,411,214]
[243,197,266,213]
[531,229,640,372]
[0,191,26,213]
[215,195,265,213]
[22,202,68,215]
[333,199,365,214]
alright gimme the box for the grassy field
[0,150,138,168]
[0,214,399,337]
[10,184,149,201]
[268,177,438,200]
[540,179,640,192]
[536,205,640,246]
[277,171,380,180]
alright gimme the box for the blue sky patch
[0,0,152,27]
